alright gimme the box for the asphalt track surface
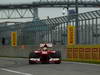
[0,58,100,75]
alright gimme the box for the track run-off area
[0,57,100,75]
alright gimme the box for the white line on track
[1,68,32,75]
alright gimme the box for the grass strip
[63,59,100,64]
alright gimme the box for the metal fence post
[75,0,79,44]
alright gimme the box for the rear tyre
[55,61,61,64]
[29,52,40,58]
[50,51,61,58]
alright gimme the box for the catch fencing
[0,10,100,45]
[0,10,100,59]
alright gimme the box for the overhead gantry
[0,0,100,20]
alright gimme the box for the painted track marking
[1,68,32,75]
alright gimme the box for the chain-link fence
[0,10,100,46]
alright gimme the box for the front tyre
[50,51,61,64]
[29,60,34,64]
[29,52,39,64]
[55,60,61,64]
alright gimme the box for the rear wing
[40,43,53,47]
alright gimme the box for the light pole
[75,0,79,44]
[62,8,66,16]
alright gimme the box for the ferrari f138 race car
[29,43,61,64]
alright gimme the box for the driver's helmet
[43,44,48,51]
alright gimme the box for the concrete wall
[0,45,67,59]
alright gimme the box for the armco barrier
[0,45,39,58]
[67,45,100,61]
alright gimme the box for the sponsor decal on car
[42,51,48,54]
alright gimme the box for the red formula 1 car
[29,43,61,64]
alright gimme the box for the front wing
[29,58,61,64]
